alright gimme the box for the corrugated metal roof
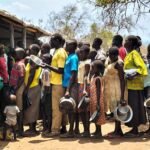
[0,9,51,36]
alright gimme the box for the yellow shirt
[24,63,42,88]
[124,50,148,90]
[50,48,67,85]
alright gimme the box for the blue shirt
[63,53,78,88]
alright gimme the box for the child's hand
[126,75,134,80]
[83,90,88,96]
[39,62,46,68]
[120,99,127,106]
[65,91,70,99]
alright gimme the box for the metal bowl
[30,55,43,66]
[59,97,76,113]
[78,95,90,109]
[144,98,150,109]
[89,110,100,123]
[114,104,133,123]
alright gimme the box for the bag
[23,94,32,110]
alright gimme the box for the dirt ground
[0,122,150,150]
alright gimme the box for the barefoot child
[104,47,127,138]
[9,48,25,136]
[3,94,20,140]
[61,39,79,138]
[78,45,90,137]
[40,54,52,135]
[89,60,106,138]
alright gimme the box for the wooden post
[10,24,14,48]
[23,28,27,49]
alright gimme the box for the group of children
[0,34,150,141]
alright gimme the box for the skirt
[16,84,25,111]
[24,85,41,125]
[126,90,147,127]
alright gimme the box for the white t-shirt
[78,59,91,84]
[95,49,106,61]
[4,106,20,126]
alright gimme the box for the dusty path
[0,123,150,150]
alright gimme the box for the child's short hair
[112,35,123,47]
[8,94,16,105]
[88,50,97,60]
[51,33,63,43]
[80,45,90,54]
[93,38,103,46]
[109,46,119,56]
[41,43,51,51]
[67,39,78,49]
[30,44,40,54]
[93,59,104,71]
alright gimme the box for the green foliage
[85,0,150,33]
[82,23,114,50]
[46,5,87,39]
[96,0,114,6]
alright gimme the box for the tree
[46,4,88,39]
[83,0,150,32]
[82,23,114,50]
[38,19,44,28]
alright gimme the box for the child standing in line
[61,39,79,138]
[77,45,90,137]
[40,54,52,135]
[9,48,25,136]
[89,60,106,138]
[3,95,20,140]
[104,47,127,138]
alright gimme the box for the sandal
[124,132,139,138]
[44,132,60,137]
[79,132,90,138]
[60,132,74,138]
[91,133,103,139]
[104,132,123,139]
[139,132,150,138]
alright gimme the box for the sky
[0,0,149,45]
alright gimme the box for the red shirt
[119,46,127,61]
[9,59,25,88]
[0,57,8,83]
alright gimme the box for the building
[0,10,50,49]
